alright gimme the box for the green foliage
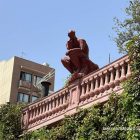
[22,91,139,140]
[63,74,72,87]
[0,103,23,140]
[114,0,140,53]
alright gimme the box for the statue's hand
[66,48,81,56]
[69,48,81,51]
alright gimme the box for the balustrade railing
[22,55,131,132]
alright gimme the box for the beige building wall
[0,56,55,105]
[0,58,14,104]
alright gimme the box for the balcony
[22,55,131,132]
[19,80,31,89]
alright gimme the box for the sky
[0,0,129,91]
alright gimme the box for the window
[33,75,42,85]
[31,96,38,102]
[20,71,32,83]
[17,93,29,103]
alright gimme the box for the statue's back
[78,39,89,58]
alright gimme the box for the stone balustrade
[22,55,131,132]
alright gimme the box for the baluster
[62,93,65,104]
[63,92,66,104]
[45,101,48,112]
[84,80,90,100]
[60,93,63,105]
[109,67,115,88]
[53,97,56,108]
[45,100,49,112]
[41,103,44,115]
[109,67,114,83]
[85,80,89,94]
[38,104,41,115]
[50,99,53,110]
[48,100,50,111]
[47,99,52,116]
[45,100,49,115]
[51,98,55,115]
[55,96,58,108]
[57,95,59,106]
[51,97,54,109]
[40,104,42,115]
[103,70,109,90]
[41,102,44,114]
[54,96,58,113]
[66,89,69,102]
[58,94,63,110]
[40,102,45,119]
[94,75,99,94]
[32,107,35,119]
[99,73,104,92]
[54,98,56,108]
[99,73,103,87]
[65,91,69,104]
[41,103,43,115]
[42,101,47,119]
[66,91,69,104]
[35,107,38,118]
[81,82,85,97]
[114,64,120,85]
[89,77,96,97]
[49,99,52,111]
[57,95,60,106]
[61,94,64,105]
[36,105,39,117]
[41,103,44,118]
[62,93,66,109]
[90,77,94,92]
[120,61,126,81]
[58,96,61,106]
[38,104,41,116]
[41,104,43,114]
[55,95,59,107]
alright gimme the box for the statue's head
[68,30,76,38]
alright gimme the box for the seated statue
[61,30,99,84]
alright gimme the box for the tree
[0,103,23,140]
[114,0,140,139]
[114,0,140,53]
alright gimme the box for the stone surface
[61,30,99,84]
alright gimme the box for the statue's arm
[79,39,89,57]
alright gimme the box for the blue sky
[0,0,129,90]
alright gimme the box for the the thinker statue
[61,30,99,84]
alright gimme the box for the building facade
[0,56,55,105]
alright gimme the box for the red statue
[61,30,99,84]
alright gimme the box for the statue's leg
[68,54,82,73]
[61,56,75,73]
[81,58,99,74]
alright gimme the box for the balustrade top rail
[22,55,131,132]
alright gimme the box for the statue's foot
[67,72,85,84]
